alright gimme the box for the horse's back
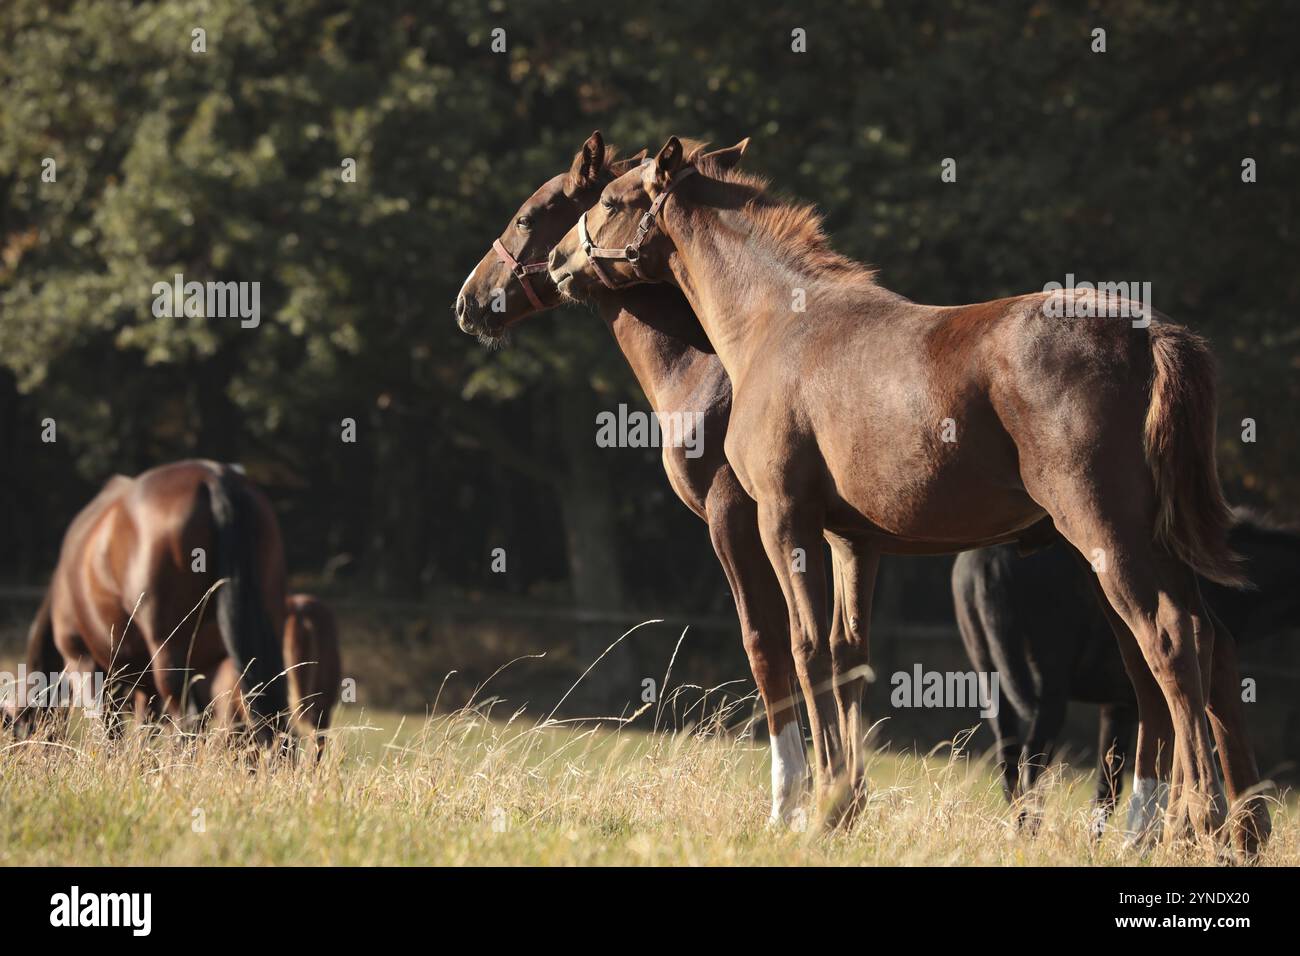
[114,462,230,620]
[124,459,282,582]
[126,459,223,530]
[55,473,134,567]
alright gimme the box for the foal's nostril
[548,248,564,271]
[455,294,482,333]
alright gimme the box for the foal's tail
[1143,324,1246,588]
[204,466,289,730]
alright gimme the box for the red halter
[492,237,550,312]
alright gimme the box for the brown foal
[207,592,342,757]
[549,136,1268,853]
[282,593,342,759]
[455,133,810,822]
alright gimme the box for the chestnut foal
[208,593,342,758]
[455,133,811,823]
[549,136,1268,854]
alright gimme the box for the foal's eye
[516,216,531,231]
[600,197,615,211]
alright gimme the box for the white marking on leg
[1124,776,1169,848]
[769,722,807,825]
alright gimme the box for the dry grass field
[3,695,1297,866]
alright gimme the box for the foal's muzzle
[455,293,480,333]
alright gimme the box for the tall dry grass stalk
[1,631,1295,866]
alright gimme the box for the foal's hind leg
[826,534,879,824]
[1050,523,1224,844]
[1079,571,1173,844]
[1204,613,1270,856]
[706,478,806,824]
[1022,434,1224,847]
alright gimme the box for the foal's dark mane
[684,142,882,294]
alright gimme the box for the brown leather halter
[492,237,550,312]
[577,166,697,289]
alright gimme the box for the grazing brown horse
[283,594,342,758]
[549,136,1268,852]
[455,133,811,822]
[12,460,288,741]
[209,592,340,756]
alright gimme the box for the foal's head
[454,131,644,341]
[548,136,748,301]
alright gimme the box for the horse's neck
[665,212,803,379]
[668,206,901,381]
[595,293,712,412]
[668,252,790,381]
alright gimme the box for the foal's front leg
[704,476,806,825]
[757,501,849,826]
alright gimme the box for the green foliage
[1,0,1296,598]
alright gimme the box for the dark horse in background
[5,459,288,741]
[954,512,1300,833]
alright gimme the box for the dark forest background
[1,1,1297,747]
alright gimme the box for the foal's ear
[652,136,685,184]
[569,130,606,188]
[700,138,749,171]
[609,148,648,176]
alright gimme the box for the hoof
[1123,777,1167,849]
[1087,805,1110,843]
[769,805,810,833]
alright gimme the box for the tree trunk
[554,387,633,706]
[555,388,625,612]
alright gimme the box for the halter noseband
[577,165,696,289]
[492,237,550,312]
